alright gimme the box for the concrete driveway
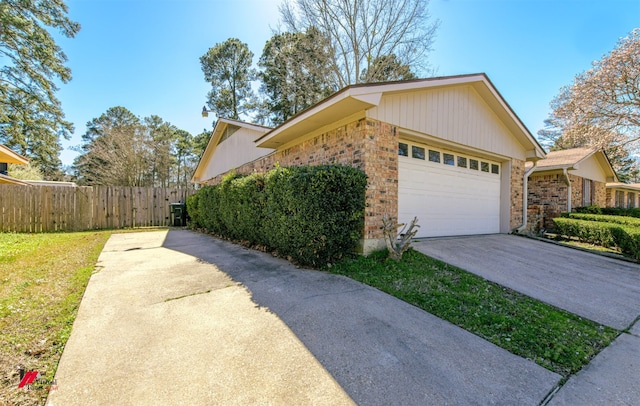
[413,234,640,331]
[48,230,560,405]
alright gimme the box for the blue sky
[55,0,639,166]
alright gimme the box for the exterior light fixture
[202,106,214,118]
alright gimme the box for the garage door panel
[398,144,501,238]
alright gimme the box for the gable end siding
[367,85,527,160]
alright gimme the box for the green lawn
[328,249,620,378]
[0,231,112,406]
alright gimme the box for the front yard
[0,231,112,406]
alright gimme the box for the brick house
[606,183,640,208]
[192,74,546,253]
[526,148,617,230]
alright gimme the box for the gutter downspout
[516,161,538,233]
[562,167,571,213]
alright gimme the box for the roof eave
[0,173,31,185]
[255,74,547,158]
[606,182,640,192]
[0,144,29,165]
[255,89,381,149]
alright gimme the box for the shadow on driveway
[162,230,560,405]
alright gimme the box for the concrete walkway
[48,230,560,405]
[47,230,351,406]
[413,234,640,405]
[549,327,640,405]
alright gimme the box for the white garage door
[398,142,501,238]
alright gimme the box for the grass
[328,249,620,378]
[0,231,112,406]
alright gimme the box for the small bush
[186,192,201,228]
[262,165,367,266]
[611,227,640,259]
[218,173,266,244]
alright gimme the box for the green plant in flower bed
[327,249,619,377]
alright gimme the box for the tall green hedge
[552,217,640,260]
[574,206,640,218]
[187,165,367,267]
[562,212,640,228]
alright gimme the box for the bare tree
[539,29,640,180]
[280,0,439,87]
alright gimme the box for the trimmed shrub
[217,173,266,244]
[262,165,367,266]
[573,205,602,215]
[600,207,640,218]
[552,217,640,259]
[565,213,640,228]
[611,227,640,260]
[188,164,367,267]
[552,218,616,247]
[186,192,201,228]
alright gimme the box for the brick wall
[204,117,398,253]
[528,172,606,229]
[606,188,614,207]
[525,205,545,235]
[594,181,606,206]
[510,159,524,230]
[528,173,569,229]
[569,175,606,208]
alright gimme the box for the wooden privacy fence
[0,185,195,232]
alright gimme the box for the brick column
[358,119,398,253]
[510,159,524,230]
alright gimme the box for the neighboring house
[606,182,640,208]
[526,148,617,229]
[193,73,546,253]
[0,143,30,185]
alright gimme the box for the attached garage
[195,74,548,253]
[398,141,502,238]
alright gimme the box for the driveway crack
[164,289,212,302]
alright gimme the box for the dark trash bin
[169,202,187,226]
